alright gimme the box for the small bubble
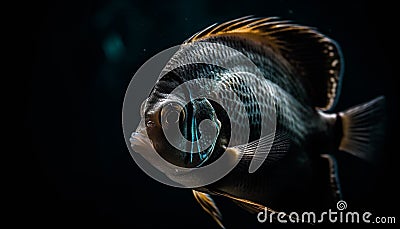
[143,48,147,52]
[288,9,293,14]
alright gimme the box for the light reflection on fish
[130,16,385,227]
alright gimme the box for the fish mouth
[130,130,153,154]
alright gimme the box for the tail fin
[338,96,386,162]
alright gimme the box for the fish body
[129,17,385,227]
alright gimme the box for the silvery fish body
[130,17,385,227]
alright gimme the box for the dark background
[29,0,398,228]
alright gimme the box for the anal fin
[320,154,342,201]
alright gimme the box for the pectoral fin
[233,131,290,172]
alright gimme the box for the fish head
[130,92,223,169]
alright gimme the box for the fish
[129,16,385,227]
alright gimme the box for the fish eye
[146,120,156,128]
[161,102,185,124]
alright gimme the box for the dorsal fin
[185,16,344,111]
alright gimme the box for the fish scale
[164,42,318,147]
